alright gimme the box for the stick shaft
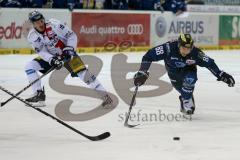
[1,67,55,106]
[124,86,138,125]
[0,85,110,141]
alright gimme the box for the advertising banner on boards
[219,15,240,46]
[151,12,219,48]
[72,12,150,52]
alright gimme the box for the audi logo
[127,24,144,35]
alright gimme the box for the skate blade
[26,101,46,107]
[102,103,114,109]
[182,113,192,120]
[180,110,193,119]
[101,100,114,109]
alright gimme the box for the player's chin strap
[0,66,56,107]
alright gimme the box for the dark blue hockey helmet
[28,10,44,23]
[178,33,194,48]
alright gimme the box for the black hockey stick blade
[87,132,111,141]
[124,122,139,128]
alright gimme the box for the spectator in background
[81,0,96,9]
[67,0,77,10]
[95,0,104,9]
[0,0,22,7]
[68,0,98,10]
[187,0,204,5]
[0,0,47,8]
[161,0,187,15]
[112,0,128,9]
[128,0,141,10]
[31,0,47,8]
[128,0,164,11]
[52,0,68,8]
[128,0,186,13]
[26,0,47,8]
[141,0,162,10]
[0,0,187,12]
[103,0,111,9]
[104,0,128,10]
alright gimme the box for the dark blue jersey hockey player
[134,33,235,115]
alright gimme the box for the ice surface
[0,50,239,160]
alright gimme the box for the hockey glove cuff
[217,71,235,87]
[50,57,63,70]
[61,46,75,62]
[134,71,149,86]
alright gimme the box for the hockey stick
[0,66,55,107]
[124,86,140,128]
[0,86,110,141]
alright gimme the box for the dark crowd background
[0,0,237,15]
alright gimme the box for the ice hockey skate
[25,89,46,107]
[179,96,195,115]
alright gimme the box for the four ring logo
[127,24,143,35]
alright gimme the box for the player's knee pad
[25,60,41,75]
[32,57,52,74]
[181,75,197,98]
[64,55,86,77]
[183,77,197,89]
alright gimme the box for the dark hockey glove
[61,46,75,62]
[134,71,149,86]
[50,57,63,70]
[217,71,235,87]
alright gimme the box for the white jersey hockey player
[25,10,112,107]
